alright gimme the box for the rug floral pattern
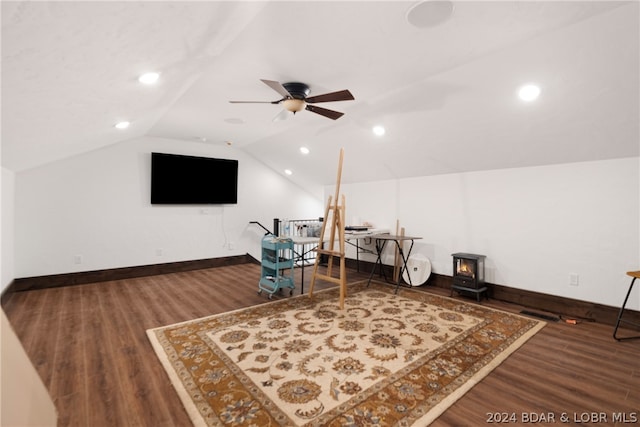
[148,281,544,426]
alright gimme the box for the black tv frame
[150,152,238,205]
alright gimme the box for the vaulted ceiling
[2,1,638,191]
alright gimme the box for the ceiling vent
[406,1,455,29]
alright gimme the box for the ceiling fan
[230,79,355,120]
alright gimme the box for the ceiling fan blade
[260,79,292,99]
[305,89,354,104]
[305,104,344,120]
[229,100,279,104]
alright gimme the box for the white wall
[2,168,15,293]
[11,140,640,311]
[14,136,323,278]
[331,158,640,309]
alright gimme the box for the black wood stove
[451,253,487,302]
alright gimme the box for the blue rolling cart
[258,236,295,299]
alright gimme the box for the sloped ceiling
[2,1,638,191]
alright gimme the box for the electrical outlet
[156,248,163,257]
[569,273,579,286]
[228,242,234,250]
[74,255,83,265]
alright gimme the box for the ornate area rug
[147,281,544,426]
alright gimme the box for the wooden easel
[309,148,347,309]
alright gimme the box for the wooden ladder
[308,149,347,309]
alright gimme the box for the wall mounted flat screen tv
[151,152,238,204]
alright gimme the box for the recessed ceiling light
[372,125,386,136]
[518,84,541,102]
[115,121,130,129]
[138,72,160,85]
[300,147,310,154]
[284,169,293,175]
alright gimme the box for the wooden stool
[613,271,640,341]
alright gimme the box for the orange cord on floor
[559,314,595,325]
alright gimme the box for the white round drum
[402,254,432,286]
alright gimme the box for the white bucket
[402,254,431,286]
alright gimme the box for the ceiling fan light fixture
[283,98,306,113]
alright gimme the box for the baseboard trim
[4,256,638,329]
[8,254,253,293]
[426,272,639,329]
[343,258,638,329]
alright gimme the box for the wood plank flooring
[3,263,639,426]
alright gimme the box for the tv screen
[151,152,238,204]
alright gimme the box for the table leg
[394,239,414,293]
[367,239,388,286]
[291,246,305,294]
[300,248,305,294]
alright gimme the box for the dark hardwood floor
[3,262,638,426]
